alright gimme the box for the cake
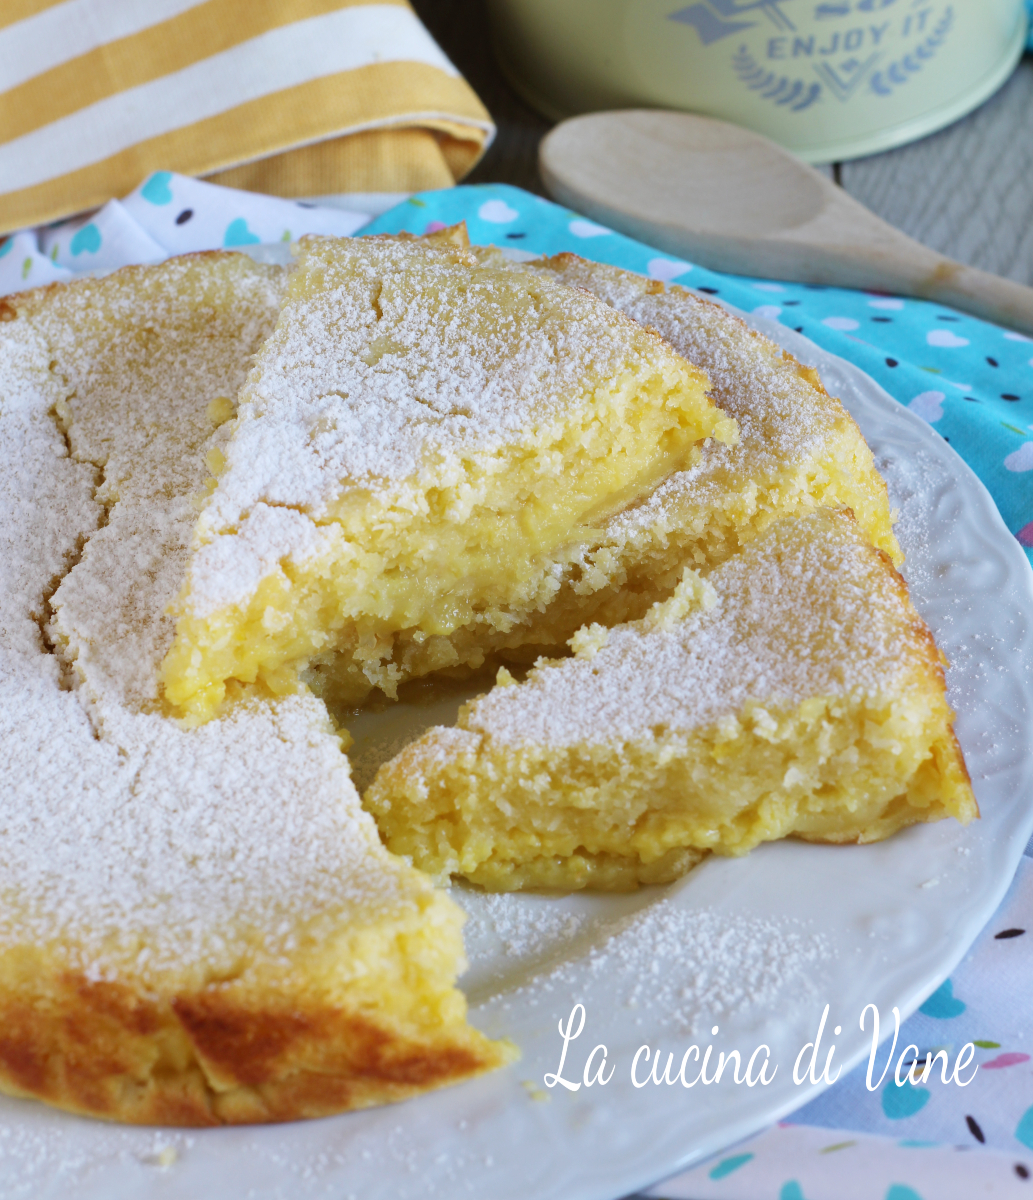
[193,243,900,705]
[160,236,736,720]
[364,509,976,892]
[0,254,511,1126]
[460,251,902,649]
[0,226,974,1127]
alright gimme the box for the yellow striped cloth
[0,0,494,234]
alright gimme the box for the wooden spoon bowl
[540,110,1033,334]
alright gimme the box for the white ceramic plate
[1,313,1031,1200]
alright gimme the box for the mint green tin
[488,0,1027,162]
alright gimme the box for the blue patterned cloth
[364,184,1033,567]
[0,171,369,293]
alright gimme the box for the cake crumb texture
[328,247,903,685]
[499,253,901,630]
[0,255,511,1126]
[365,509,975,891]
[162,237,733,719]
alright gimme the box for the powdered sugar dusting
[187,502,335,616]
[465,511,917,747]
[497,897,830,1037]
[0,318,99,662]
[464,892,586,959]
[591,903,828,1033]
[34,253,289,710]
[187,238,717,616]
[523,257,844,531]
[204,237,698,521]
[0,257,428,982]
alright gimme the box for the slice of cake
[464,252,902,648]
[0,257,511,1126]
[364,510,976,892]
[161,236,736,719]
[275,246,903,697]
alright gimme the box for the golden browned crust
[0,964,509,1126]
[368,221,471,251]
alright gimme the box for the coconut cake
[244,244,903,699]
[364,510,975,892]
[0,255,511,1126]
[160,236,735,720]
[460,251,903,654]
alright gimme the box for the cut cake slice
[364,509,976,892]
[458,251,903,652]
[271,246,903,694]
[161,236,735,719]
[0,256,511,1126]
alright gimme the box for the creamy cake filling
[162,237,734,719]
[364,510,975,892]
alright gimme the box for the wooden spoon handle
[913,259,1033,334]
[775,221,1033,335]
[541,111,1033,336]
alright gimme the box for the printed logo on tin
[667,0,955,111]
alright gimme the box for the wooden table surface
[412,0,1033,287]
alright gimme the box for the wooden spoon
[540,110,1033,335]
